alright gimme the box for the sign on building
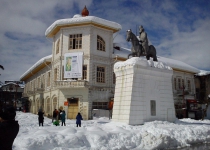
[64,52,83,78]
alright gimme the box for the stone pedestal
[112,57,176,125]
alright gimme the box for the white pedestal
[112,57,176,125]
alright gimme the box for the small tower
[81,6,89,17]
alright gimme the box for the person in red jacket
[0,105,19,150]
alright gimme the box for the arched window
[54,68,57,81]
[36,99,39,113]
[53,97,57,110]
[97,35,105,51]
[46,98,51,114]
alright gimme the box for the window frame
[96,66,105,83]
[83,65,87,80]
[97,35,105,51]
[69,34,82,50]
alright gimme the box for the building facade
[20,7,200,120]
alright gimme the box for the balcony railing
[26,91,34,95]
[54,80,88,89]
[35,88,44,93]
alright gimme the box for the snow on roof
[45,15,122,37]
[113,47,200,73]
[20,55,52,80]
[196,70,210,76]
[114,57,173,71]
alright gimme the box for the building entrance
[67,98,79,119]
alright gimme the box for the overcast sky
[0,0,210,82]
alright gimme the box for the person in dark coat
[60,110,66,126]
[52,109,58,123]
[0,105,19,150]
[38,109,44,126]
[76,112,83,127]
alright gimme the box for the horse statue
[126,29,158,61]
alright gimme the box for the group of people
[38,108,83,127]
[52,108,66,126]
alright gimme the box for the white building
[20,7,199,120]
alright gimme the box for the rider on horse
[139,25,148,55]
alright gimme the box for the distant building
[0,81,24,108]
[195,70,210,119]
[20,7,200,120]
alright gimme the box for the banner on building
[64,52,83,78]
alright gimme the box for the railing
[26,91,34,95]
[35,88,44,93]
[54,80,88,89]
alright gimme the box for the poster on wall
[64,52,83,78]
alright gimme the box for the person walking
[76,112,83,127]
[60,110,66,126]
[38,109,44,126]
[52,109,58,123]
[0,105,19,150]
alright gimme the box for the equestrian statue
[126,26,158,61]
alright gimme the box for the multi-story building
[0,81,24,108]
[20,7,200,120]
[195,70,210,119]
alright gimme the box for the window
[174,78,176,90]
[30,82,33,91]
[92,102,108,109]
[69,34,82,49]
[53,98,57,110]
[36,100,39,112]
[97,35,105,51]
[47,72,50,87]
[83,65,87,80]
[182,79,184,88]
[37,77,40,88]
[178,78,181,89]
[97,66,105,83]
[113,72,116,84]
[46,98,50,114]
[56,39,60,54]
[41,75,45,88]
[150,100,156,116]
[54,68,57,81]
[62,66,65,80]
[187,79,191,91]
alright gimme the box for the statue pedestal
[112,57,176,125]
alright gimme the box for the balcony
[26,91,35,95]
[54,80,88,89]
[35,88,44,93]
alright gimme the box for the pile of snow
[45,15,122,37]
[114,57,172,71]
[13,112,210,150]
[196,70,210,76]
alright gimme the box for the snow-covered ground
[13,112,210,150]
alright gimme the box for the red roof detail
[81,6,89,17]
